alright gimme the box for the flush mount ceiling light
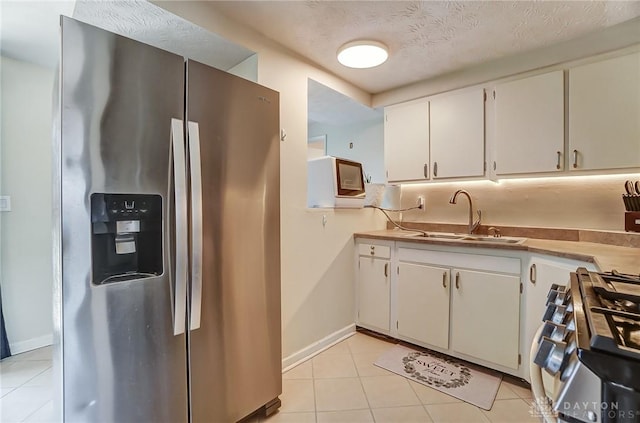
[337,40,388,69]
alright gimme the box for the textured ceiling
[0,0,254,71]
[210,0,640,93]
[73,0,255,71]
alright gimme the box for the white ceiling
[72,0,255,71]
[210,0,640,93]
[3,1,639,125]
[0,0,254,71]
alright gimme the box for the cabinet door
[569,52,640,170]
[357,256,390,332]
[495,71,564,174]
[523,256,596,354]
[384,100,429,182]
[397,262,450,349]
[451,269,520,369]
[430,89,485,179]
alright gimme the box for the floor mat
[375,344,502,410]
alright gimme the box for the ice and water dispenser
[90,193,162,284]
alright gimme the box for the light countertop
[354,229,640,275]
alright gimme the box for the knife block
[625,212,640,232]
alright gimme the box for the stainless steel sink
[404,232,525,244]
[405,232,465,240]
[459,236,525,244]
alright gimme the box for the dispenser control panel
[90,193,163,285]
[106,198,153,219]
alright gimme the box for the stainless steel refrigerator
[53,17,281,422]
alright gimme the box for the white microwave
[307,156,365,208]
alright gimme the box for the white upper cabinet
[569,52,640,171]
[430,89,485,179]
[384,100,429,182]
[494,71,564,175]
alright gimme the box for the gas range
[533,268,640,423]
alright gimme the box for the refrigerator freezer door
[186,60,282,422]
[59,18,188,422]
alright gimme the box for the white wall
[153,1,385,361]
[228,53,258,82]
[0,56,54,353]
[309,118,385,183]
[400,175,637,232]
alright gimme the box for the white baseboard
[9,333,53,355]
[282,324,356,372]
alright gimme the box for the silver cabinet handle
[442,271,447,288]
[188,121,203,331]
[171,118,187,336]
[455,272,460,289]
[572,149,578,168]
[556,151,562,170]
[530,263,537,284]
[423,163,429,178]
[384,263,389,278]
[433,162,438,177]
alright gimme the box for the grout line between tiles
[422,404,435,422]
[311,357,318,423]
[23,365,53,387]
[20,399,52,423]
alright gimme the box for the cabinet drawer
[358,243,391,259]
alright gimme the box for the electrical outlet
[417,196,425,209]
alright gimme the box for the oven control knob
[534,336,567,376]
[556,291,571,305]
[564,314,576,332]
[547,288,571,305]
[539,321,568,343]
[560,352,579,382]
[543,303,573,324]
[564,331,577,357]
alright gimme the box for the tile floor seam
[310,359,318,423]
[20,398,51,423]
[348,335,378,422]
[1,387,16,399]
[355,372,376,420]
[19,365,52,390]
[421,403,436,422]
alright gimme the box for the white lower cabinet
[356,242,391,333]
[397,263,450,349]
[522,255,597,381]
[394,247,522,372]
[354,239,598,379]
[450,269,521,369]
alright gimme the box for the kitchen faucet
[449,189,481,235]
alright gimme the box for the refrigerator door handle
[171,118,188,336]
[188,121,203,330]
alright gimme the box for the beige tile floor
[0,346,54,423]
[1,333,541,422]
[252,332,541,423]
